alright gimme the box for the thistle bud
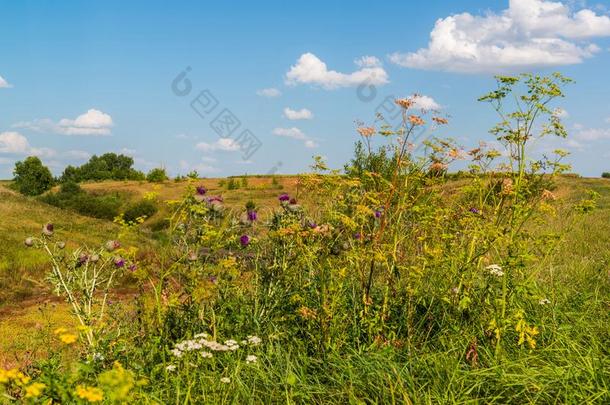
[105,240,120,252]
[24,237,34,247]
[57,241,66,249]
[42,223,54,236]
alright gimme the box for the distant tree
[146,168,169,183]
[602,172,610,179]
[60,153,145,182]
[12,156,54,196]
[186,170,199,179]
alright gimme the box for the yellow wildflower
[75,385,104,402]
[25,382,46,398]
[59,333,78,344]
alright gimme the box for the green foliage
[226,177,239,190]
[186,170,199,179]
[40,188,124,220]
[122,199,158,223]
[602,172,610,179]
[146,167,168,183]
[60,153,145,183]
[12,156,54,196]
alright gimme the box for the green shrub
[602,172,610,179]
[226,178,238,190]
[123,199,158,223]
[12,156,54,196]
[60,153,145,183]
[146,168,168,183]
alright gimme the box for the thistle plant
[25,224,133,349]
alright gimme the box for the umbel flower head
[42,223,54,236]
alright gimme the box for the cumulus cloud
[272,127,318,148]
[195,138,241,153]
[0,75,11,88]
[283,107,313,120]
[411,95,441,110]
[390,0,610,73]
[285,53,389,89]
[0,131,55,157]
[354,56,382,67]
[256,88,282,97]
[14,109,114,136]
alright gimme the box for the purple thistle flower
[114,257,126,268]
[76,252,89,266]
[208,275,218,284]
[374,210,382,218]
[289,198,298,205]
[196,186,207,195]
[247,210,258,221]
[354,232,362,240]
[240,235,250,246]
[128,264,137,272]
[469,207,480,214]
[42,223,54,236]
[278,193,290,202]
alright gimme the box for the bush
[226,178,238,190]
[11,156,54,196]
[123,199,158,223]
[39,188,123,220]
[146,168,168,183]
[602,172,610,179]
[60,153,145,183]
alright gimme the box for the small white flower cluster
[246,355,258,364]
[486,264,504,277]
[539,298,551,305]
[169,333,262,358]
[241,335,262,346]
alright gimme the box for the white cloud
[0,75,12,88]
[195,138,241,153]
[283,107,314,120]
[179,159,220,174]
[272,127,318,148]
[411,95,441,110]
[390,0,610,73]
[605,117,610,124]
[256,88,282,97]
[285,52,389,89]
[14,109,114,136]
[0,131,56,157]
[574,127,610,141]
[354,56,382,68]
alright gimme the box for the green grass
[1,176,609,403]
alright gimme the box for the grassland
[1,175,609,402]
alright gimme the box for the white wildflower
[170,348,183,358]
[166,364,176,371]
[194,332,209,339]
[246,355,258,364]
[200,351,213,358]
[539,298,551,305]
[486,264,504,277]
[220,377,230,384]
[246,335,262,345]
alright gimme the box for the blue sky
[1,0,610,178]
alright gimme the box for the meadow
[1,73,610,404]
